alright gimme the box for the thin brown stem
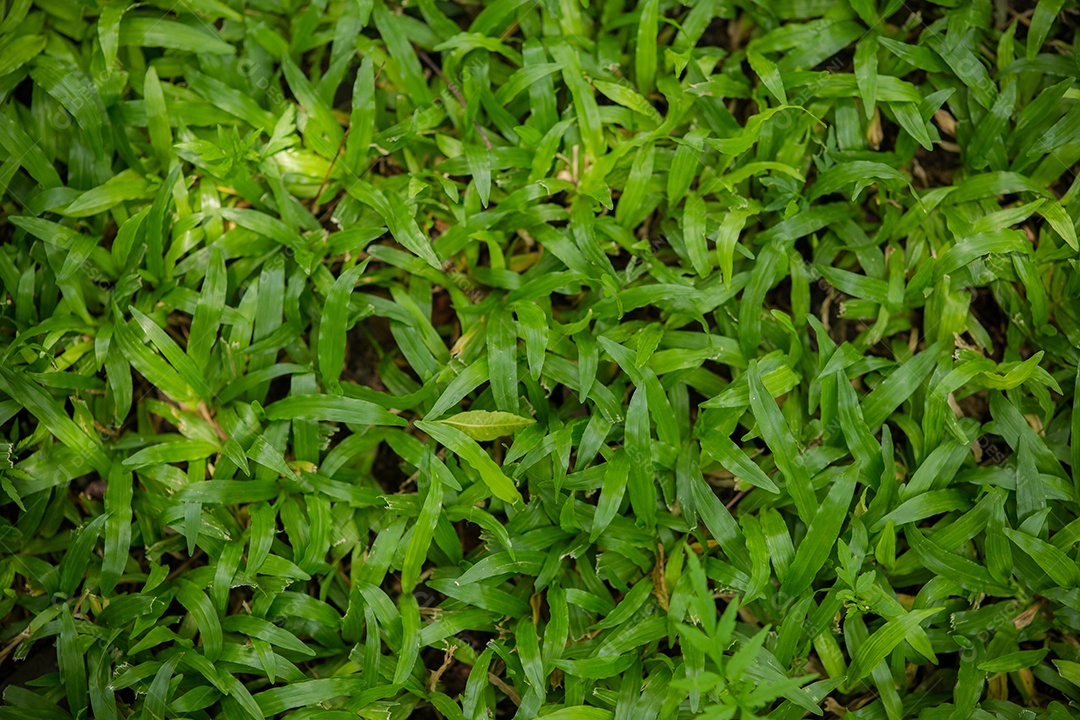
[312,63,387,216]
[415,47,493,150]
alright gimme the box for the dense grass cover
[2,0,1080,718]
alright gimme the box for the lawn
[1,0,1080,719]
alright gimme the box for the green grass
[1,0,1080,719]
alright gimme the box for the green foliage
[1,1,1080,719]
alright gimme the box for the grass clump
[2,1,1080,719]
